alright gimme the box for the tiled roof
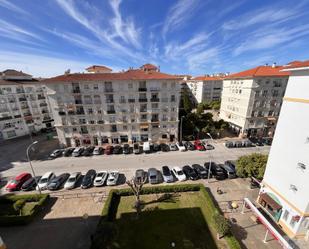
[194,75,224,81]
[44,69,181,83]
[226,65,290,79]
[1,69,31,77]
[0,79,39,86]
[282,60,309,70]
[140,63,158,70]
[86,65,112,71]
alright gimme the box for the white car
[176,142,186,152]
[93,171,108,187]
[106,171,120,186]
[93,147,103,155]
[37,171,56,190]
[172,167,186,181]
[169,143,178,151]
[64,172,81,189]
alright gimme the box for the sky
[1,0,309,77]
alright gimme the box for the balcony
[149,87,160,92]
[19,98,27,102]
[104,88,113,93]
[40,103,48,107]
[139,109,147,113]
[150,98,160,102]
[119,99,126,104]
[138,88,147,92]
[106,99,114,103]
[21,105,29,110]
[75,100,83,105]
[151,108,160,113]
[0,116,12,121]
[14,115,21,118]
[68,111,76,115]
[151,119,159,123]
[76,111,85,115]
[97,120,104,124]
[58,111,66,116]
[72,89,81,94]
[107,110,116,114]
[38,96,46,100]
[128,99,135,103]
[139,98,148,102]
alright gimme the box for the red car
[6,173,32,191]
[194,140,205,151]
[104,145,114,155]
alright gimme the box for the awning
[259,193,282,210]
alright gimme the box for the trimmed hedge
[0,194,50,226]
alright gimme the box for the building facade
[219,64,289,138]
[44,65,181,147]
[186,76,223,104]
[258,60,309,239]
[0,70,53,141]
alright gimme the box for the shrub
[13,199,26,216]
[213,213,231,237]
[236,153,268,179]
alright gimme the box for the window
[171,95,176,102]
[162,82,167,88]
[93,84,98,90]
[6,130,16,138]
[123,125,127,131]
[84,84,89,90]
[128,83,133,89]
[88,108,93,114]
[290,218,297,228]
[283,210,289,221]
[262,90,268,97]
[171,82,176,88]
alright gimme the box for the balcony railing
[19,98,27,102]
[38,96,46,100]
[68,111,75,115]
[58,111,66,116]
[97,120,104,124]
[151,119,159,122]
[139,109,147,113]
[40,103,48,107]
[75,100,83,104]
[0,116,12,121]
[107,110,116,114]
[149,87,160,91]
[104,88,113,93]
[106,99,114,103]
[72,89,81,94]
[128,99,135,103]
[138,88,147,92]
[150,98,160,102]
[139,98,148,102]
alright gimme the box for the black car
[82,146,95,156]
[221,164,237,179]
[123,144,131,154]
[81,169,96,189]
[21,176,41,191]
[262,137,273,145]
[192,164,208,179]
[113,145,123,154]
[47,173,70,190]
[160,143,170,152]
[224,160,236,171]
[135,169,148,183]
[184,141,195,151]
[225,141,234,148]
[182,165,199,180]
[153,143,161,152]
[249,137,264,146]
[63,147,75,157]
[162,166,174,183]
[206,162,226,180]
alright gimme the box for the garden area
[0,193,49,225]
[91,184,241,249]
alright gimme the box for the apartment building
[0,70,53,140]
[258,60,309,239]
[219,64,290,138]
[186,75,223,103]
[44,64,181,147]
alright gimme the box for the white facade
[187,77,223,103]
[220,73,288,137]
[0,70,53,141]
[45,70,181,147]
[259,66,309,239]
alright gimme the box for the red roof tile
[140,63,158,70]
[226,65,290,79]
[86,65,112,71]
[194,75,223,81]
[43,69,181,83]
[1,69,31,77]
[282,60,309,70]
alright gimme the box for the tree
[236,153,268,179]
[210,100,221,110]
[13,199,26,216]
[182,89,193,114]
[213,213,231,239]
[126,173,148,217]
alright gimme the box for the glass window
[283,210,289,221]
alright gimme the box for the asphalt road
[0,141,270,180]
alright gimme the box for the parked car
[64,172,81,189]
[148,168,159,184]
[194,140,205,151]
[234,141,243,148]
[160,143,170,152]
[37,171,56,190]
[123,144,131,154]
[182,165,199,180]
[162,166,173,183]
[262,137,273,145]
[172,167,186,181]
[82,146,95,156]
[93,171,108,187]
[6,173,32,191]
[249,137,264,146]
[184,141,195,151]
[250,177,261,189]
[135,169,148,182]
[104,145,114,155]
[208,162,226,180]
[81,169,96,189]
[133,143,141,154]
[47,173,70,190]
[204,143,214,150]
[203,162,213,178]
[113,145,123,154]
[221,164,237,179]
[153,143,161,152]
[225,141,234,148]
[243,140,253,147]
[143,142,151,153]
[49,149,63,159]
[169,143,178,151]
[21,176,41,191]
[93,147,104,155]
[72,147,84,157]
[63,147,74,157]
[106,171,120,186]
[192,164,208,179]
[176,142,186,152]
[224,160,236,171]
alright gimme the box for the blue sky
[1,0,309,77]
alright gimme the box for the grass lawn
[112,192,225,249]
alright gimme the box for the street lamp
[206,133,214,182]
[179,116,184,143]
[26,141,41,194]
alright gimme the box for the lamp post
[26,141,41,194]
[179,116,184,143]
[206,133,214,182]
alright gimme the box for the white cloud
[187,47,219,71]
[162,0,200,37]
[0,0,28,15]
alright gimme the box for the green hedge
[0,194,49,226]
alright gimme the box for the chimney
[265,63,269,66]
[272,62,276,68]
[64,69,71,75]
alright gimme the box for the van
[143,142,151,153]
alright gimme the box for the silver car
[64,172,81,189]
[106,171,120,186]
[148,168,159,184]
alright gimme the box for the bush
[213,213,231,237]
[236,153,268,179]
[13,199,26,215]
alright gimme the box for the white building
[0,70,53,140]
[44,64,181,147]
[258,60,309,239]
[219,64,289,138]
[186,76,223,103]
